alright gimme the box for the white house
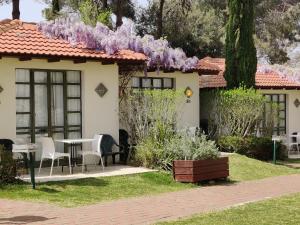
[0,19,199,160]
[198,57,300,137]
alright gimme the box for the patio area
[19,165,155,183]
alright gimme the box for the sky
[0,0,148,22]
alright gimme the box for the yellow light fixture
[184,87,193,98]
[184,87,193,103]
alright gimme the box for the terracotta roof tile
[199,57,300,89]
[0,19,147,62]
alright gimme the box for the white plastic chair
[289,132,300,156]
[79,134,104,172]
[39,137,71,176]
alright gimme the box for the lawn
[158,193,300,225]
[229,154,299,181]
[0,154,299,207]
[0,172,195,207]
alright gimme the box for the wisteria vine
[38,16,198,72]
[258,46,300,84]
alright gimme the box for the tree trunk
[156,0,165,38]
[12,0,20,20]
[52,0,60,15]
[116,0,123,27]
[102,0,108,9]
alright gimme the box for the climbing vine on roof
[258,44,300,84]
[38,16,198,72]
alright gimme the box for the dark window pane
[16,99,30,112]
[164,78,173,88]
[34,71,47,83]
[16,69,30,82]
[132,77,140,88]
[67,71,80,83]
[279,94,285,102]
[153,79,162,88]
[51,72,63,83]
[142,78,151,88]
[263,94,286,135]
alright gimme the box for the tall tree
[225,0,257,88]
[52,0,60,15]
[156,0,164,38]
[43,0,62,20]
[114,0,123,27]
[12,0,20,19]
[44,0,135,28]
[111,0,135,27]
[136,0,225,58]
[153,0,191,39]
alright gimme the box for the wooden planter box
[173,157,229,183]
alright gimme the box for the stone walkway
[1,174,300,225]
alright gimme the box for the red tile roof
[199,57,300,89]
[0,19,147,63]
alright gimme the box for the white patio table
[13,144,38,189]
[55,139,95,174]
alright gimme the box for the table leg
[29,152,35,189]
[273,141,277,164]
[71,144,74,174]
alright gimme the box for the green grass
[0,172,195,207]
[229,154,299,181]
[158,193,300,225]
[282,158,300,163]
[0,154,299,207]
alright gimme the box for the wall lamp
[184,87,193,103]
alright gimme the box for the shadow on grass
[0,216,55,224]
[39,177,110,188]
[37,187,61,193]
[276,161,300,169]
[0,178,110,192]
[199,178,239,187]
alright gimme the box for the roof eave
[0,53,146,65]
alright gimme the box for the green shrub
[166,133,220,161]
[218,136,248,154]
[218,136,285,161]
[208,87,278,138]
[135,132,220,171]
[134,137,164,169]
[0,145,17,184]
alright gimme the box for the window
[262,94,286,135]
[16,69,82,151]
[131,77,174,89]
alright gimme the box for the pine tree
[225,0,257,88]
[52,0,60,16]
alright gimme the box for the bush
[166,133,220,161]
[0,145,17,184]
[135,132,220,171]
[120,89,184,145]
[134,137,164,169]
[218,136,285,161]
[208,87,278,138]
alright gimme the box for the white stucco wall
[134,71,200,129]
[199,88,300,136]
[0,57,119,145]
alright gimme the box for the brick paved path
[1,174,300,225]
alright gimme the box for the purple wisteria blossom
[258,56,300,84]
[38,16,198,72]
